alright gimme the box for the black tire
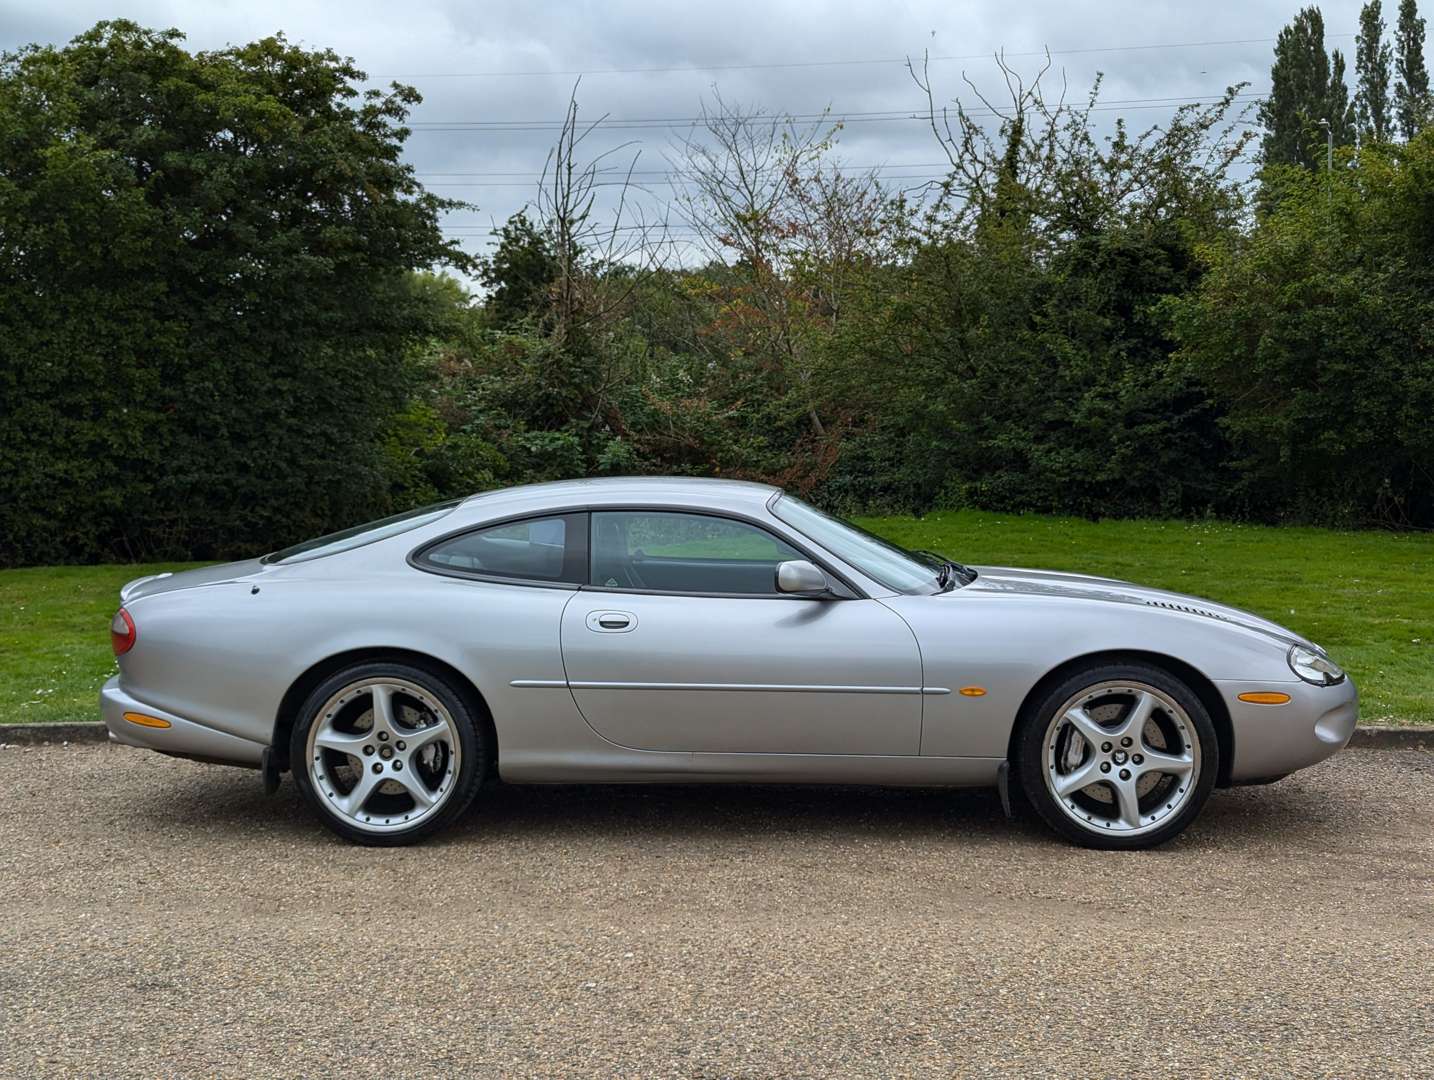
[290,660,488,846]
[1014,661,1219,851]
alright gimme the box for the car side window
[417,513,586,584]
[590,511,803,595]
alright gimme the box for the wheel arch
[270,647,498,775]
[1007,649,1234,787]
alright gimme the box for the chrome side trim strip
[515,679,953,695]
[567,681,924,694]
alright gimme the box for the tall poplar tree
[1395,0,1431,137]
[1356,1,1394,140]
[1260,7,1355,168]
[1329,49,1358,146]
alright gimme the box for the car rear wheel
[1015,663,1218,850]
[290,661,487,846]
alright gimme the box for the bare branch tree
[667,94,895,441]
[907,51,1257,244]
[535,81,671,345]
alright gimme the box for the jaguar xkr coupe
[102,478,1357,848]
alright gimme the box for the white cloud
[2,0,1374,263]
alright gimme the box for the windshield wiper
[915,549,976,591]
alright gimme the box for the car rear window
[418,515,580,582]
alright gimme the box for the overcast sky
[0,0,1385,268]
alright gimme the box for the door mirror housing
[775,559,833,597]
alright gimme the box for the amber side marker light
[123,712,171,729]
[959,686,988,697]
[1237,692,1292,706]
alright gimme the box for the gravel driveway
[1,743,1431,1078]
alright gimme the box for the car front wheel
[1016,662,1219,850]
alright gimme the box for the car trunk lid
[120,559,268,603]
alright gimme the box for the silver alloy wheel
[305,677,461,834]
[1041,680,1201,838]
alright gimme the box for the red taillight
[111,608,136,656]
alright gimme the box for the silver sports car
[101,477,1357,849]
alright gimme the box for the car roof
[455,476,784,520]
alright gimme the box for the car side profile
[101,477,1358,849]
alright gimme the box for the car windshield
[770,495,944,593]
[262,499,462,565]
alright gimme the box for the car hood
[959,565,1312,649]
[120,559,267,603]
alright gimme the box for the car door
[561,509,924,755]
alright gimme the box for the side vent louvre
[1145,599,1227,621]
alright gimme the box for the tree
[672,94,892,452]
[476,212,558,329]
[1172,132,1434,526]
[1329,49,1358,147]
[0,21,470,565]
[1356,1,1394,141]
[1395,0,1431,138]
[1260,7,1354,168]
[814,57,1254,517]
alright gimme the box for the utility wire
[431,173,954,188]
[372,34,1350,80]
[407,95,1266,134]
[418,161,958,177]
[409,93,1260,127]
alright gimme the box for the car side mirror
[775,559,833,597]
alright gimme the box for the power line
[428,173,949,188]
[372,34,1350,80]
[418,161,958,177]
[426,144,1263,190]
[408,97,1266,135]
[442,225,703,233]
[408,92,1263,131]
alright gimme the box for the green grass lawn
[3,511,1431,725]
[0,562,206,726]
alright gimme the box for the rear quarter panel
[118,568,576,752]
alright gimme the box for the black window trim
[583,506,862,600]
[408,511,590,589]
[408,503,867,599]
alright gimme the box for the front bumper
[1219,675,1359,783]
[100,676,265,767]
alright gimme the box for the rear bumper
[100,676,265,767]
[1219,676,1359,784]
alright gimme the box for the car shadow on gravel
[134,756,1353,853]
[449,782,1035,847]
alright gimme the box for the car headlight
[1288,644,1345,686]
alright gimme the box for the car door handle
[586,610,637,633]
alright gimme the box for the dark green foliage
[4,18,1434,568]
[1396,0,1431,138]
[811,224,1227,520]
[1357,1,1394,141]
[0,22,468,565]
[1172,132,1434,526]
[475,212,558,329]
